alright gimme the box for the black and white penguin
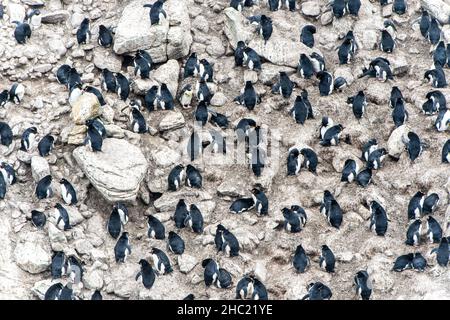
[215,224,240,257]
[0,173,5,199]
[0,89,8,107]
[291,205,307,227]
[209,109,229,129]
[367,148,387,170]
[405,131,422,161]
[54,203,71,231]
[426,216,442,244]
[299,147,318,174]
[317,71,334,96]
[290,95,309,125]
[419,9,430,38]
[268,0,282,11]
[369,200,388,236]
[67,68,82,91]
[424,66,447,88]
[442,139,450,163]
[168,231,185,255]
[338,38,354,65]
[405,219,422,246]
[280,207,302,233]
[356,167,372,187]
[287,148,301,176]
[347,90,367,119]
[236,275,255,299]
[144,85,159,111]
[293,244,310,273]
[320,123,344,147]
[91,290,103,300]
[235,80,260,110]
[44,283,63,300]
[187,131,202,161]
[30,210,46,228]
[208,129,226,155]
[157,83,175,110]
[392,98,408,127]
[426,90,446,113]
[151,247,173,275]
[380,21,396,53]
[115,73,130,101]
[435,107,450,131]
[331,0,346,18]
[76,18,91,44]
[347,0,361,15]
[147,215,165,239]
[51,251,66,279]
[393,253,413,271]
[35,175,53,200]
[174,199,189,228]
[243,46,262,71]
[427,17,441,45]
[310,52,326,74]
[230,198,255,213]
[12,19,32,44]
[435,237,449,267]
[433,41,447,68]
[184,52,199,79]
[114,232,131,263]
[334,77,348,92]
[202,258,220,286]
[300,25,316,48]
[56,64,71,85]
[68,83,83,106]
[408,191,425,220]
[136,259,156,289]
[252,278,268,300]
[86,126,103,152]
[198,59,214,82]
[359,57,393,82]
[389,86,404,108]
[392,0,407,14]
[107,203,128,239]
[341,159,358,183]
[271,72,295,98]
[66,255,83,284]
[101,68,117,93]
[59,178,77,205]
[0,121,13,147]
[257,15,273,43]
[302,282,332,300]
[235,41,246,67]
[98,25,113,48]
[129,102,148,134]
[251,188,268,216]
[134,50,152,79]
[216,268,233,289]
[423,193,439,214]
[178,84,193,109]
[86,118,106,138]
[412,252,427,271]
[319,245,335,273]
[236,118,257,142]
[143,0,167,25]
[196,80,212,105]
[184,204,204,234]
[84,86,106,106]
[0,162,15,186]
[168,165,185,191]
[320,190,343,229]
[298,54,314,79]
[9,83,25,105]
[186,164,202,189]
[422,99,436,115]
[195,101,209,126]
[354,271,372,300]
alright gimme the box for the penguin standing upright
[59,178,77,205]
[0,172,6,199]
[341,159,358,183]
[168,165,185,191]
[433,41,447,68]
[423,193,440,214]
[9,83,25,104]
[147,215,165,239]
[54,203,71,231]
[354,271,372,300]
[115,73,130,101]
[380,20,396,53]
[405,131,422,161]
[347,91,367,119]
[114,232,132,263]
[184,52,199,78]
[102,68,117,93]
[298,54,314,79]
[435,237,449,267]
[202,259,219,286]
[317,71,334,96]
[272,72,295,98]
[129,102,148,133]
[143,0,167,25]
[86,125,103,152]
[76,18,91,44]
[369,201,388,236]
[215,224,240,257]
[319,245,335,273]
[405,219,422,246]
[136,259,156,289]
[251,188,269,216]
[230,0,244,12]
[194,101,209,126]
[258,15,273,43]
[419,10,430,38]
[407,191,425,220]
[151,247,173,275]
[35,175,53,200]
[178,84,193,109]
[186,164,202,188]
[184,204,204,234]
[331,0,346,18]
[290,96,309,125]
[134,50,152,79]
[51,251,66,279]
[293,244,310,273]
[442,139,450,163]
[300,148,318,174]
[300,25,316,48]
[168,231,185,254]
[320,190,343,229]
[426,216,442,243]
[98,25,113,48]
[392,98,408,127]
[389,86,404,108]
[428,17,441,45]
[235,81,260,110]
[158,83,175,110]
[174,199,189,228]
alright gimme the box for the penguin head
[237,41,246,49]
[251,188,262,196]
[99,25,108,33]
[383,19,397,31]
[321,116,330,127]
[323,190,333,199]
[217,224,226,232]
[59,178,68,185]
[183,84,192,92]
[289,148,300,157]
[29,126,38,134]
[302,24,316,34]
[321,244,330,251]
[295,244,305,254]
[244,80,253,89]
[54,203,62,209]
[81,18,90,27]
[139,259,150,267]
[301,89,308,99]
[201,258,215,268]
[199,58,209,66]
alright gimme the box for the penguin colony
[0,0,449,300]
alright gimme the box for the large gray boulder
[223,8,317,68]
[14,232,52,274]
[113,0,192,62]
[73,138,148,202]
[421,0,450,25]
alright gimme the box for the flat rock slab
[73,138,148,202]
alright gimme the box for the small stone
[31,156,50,182]
[178,254,198,273]
[158,111,185,131]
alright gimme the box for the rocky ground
[0,0,449,300]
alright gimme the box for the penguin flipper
[135,271,142,281]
